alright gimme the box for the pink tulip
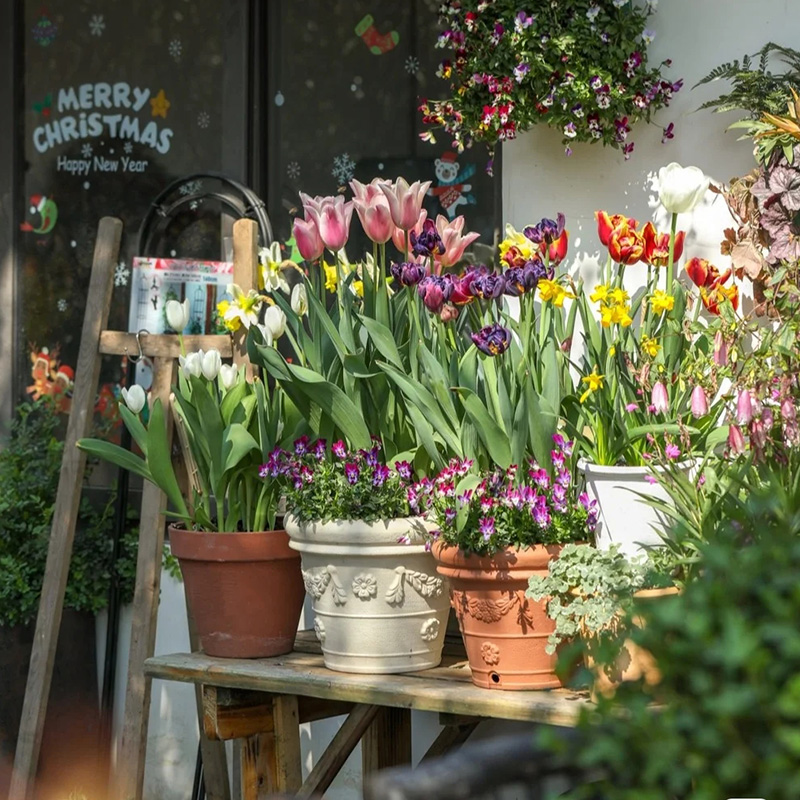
[304,196,354,252]
[293,217,324,261]
[713,330,727,367]
[379,177,432,231]
[728,424,746,454]
[435,214,480,268]
[690,385,708,418]
[299,192,325,218]
[651,381,669,414]
[736,389,753,425]
[392,210,427,255]
[350,178,395,244]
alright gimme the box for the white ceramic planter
[284,516,450,674]
[578,461,692,557]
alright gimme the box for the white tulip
[179,350,203,379]
[291,283,308,316]
[657,162,709,215]
[219,363,238,390]
[201,348,222,381]
[121,384,146,414]
[255,323,274,347]
[165,298,191,332]
[263,305,286,339]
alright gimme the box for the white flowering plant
[420,0,680,162]
[78,347,299,532]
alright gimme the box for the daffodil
[217,284,265,332]
[580,370,605,403]
[599,302,632,327]
[608,287,630,306]
[323,261,338,293]
[649,289,675,314]
[538,279,575,307]
[352,280,364,297]
[641,335,661,358]
[258,242,295,294]
[589,284,610,303]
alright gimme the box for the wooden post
[232,219,259,372]
[9,218,123,800]
[362,707,412,776]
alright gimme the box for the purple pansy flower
[344,462,360,484]
[395,460,413,480]
[294,435,309,455]
[479,516,495,540]
[332,439,347,458]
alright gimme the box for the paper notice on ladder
[128,257,234,387]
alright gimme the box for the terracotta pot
[285,516,450,674]
[432,541,565,690]
[169,526,304,658]
[590,586,679,698]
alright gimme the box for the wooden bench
[144,632,589,799]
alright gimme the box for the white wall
[503,0,800,282]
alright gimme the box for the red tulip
[701,282,739,315]
[546,229,569,265]
[642,221,685,267]
[685,257,731,289]
[596,211,638,247]
[608,222,644,265]
[350,178,395,244]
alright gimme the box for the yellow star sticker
[150,89,171,118]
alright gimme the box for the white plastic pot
[578,461,692,557]
[284,516,450,674]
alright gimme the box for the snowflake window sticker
[57,298,68,312]
[114,261,130,287]
[169,38,182,61]
[123,141,133,154]
[81,143,93,158]
[286,161,301,180]
[88,14,105,36]
[179,179,203,196]
[197,112,210,129]
[404,56,420,74]
[332,153,356,185]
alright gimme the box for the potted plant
[419,0,681,164]
[527,543,679,696]
[411,435,597,690]
[265,438,450,674]
[78,333,305,659]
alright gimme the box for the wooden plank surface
[113,356,175,800]
[232,219,259,372]
[99,331,234,358]
[144,641,588,728]
[362,708,412,776]
[10,217,123,800]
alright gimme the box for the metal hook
[126,329,149,363]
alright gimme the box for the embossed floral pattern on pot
[420,618,441,642]
[481,642,500,665]
[352,573,378,599]
[314,617,326,644]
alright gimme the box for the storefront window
[17,0,249,399]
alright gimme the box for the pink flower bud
[690,385,708,418]
[781,397,797,423]
[728,424,746,455]
[651,381,669,414]
[736,389,753,425]
[713,330,727,367]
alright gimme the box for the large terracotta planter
[285,516,450,674]
[579,461,693,556]
[169,526,304,658]
[432,541,564,690]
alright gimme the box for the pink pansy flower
[379,177,432,231]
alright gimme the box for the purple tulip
[418,275,452,313]
[651,382,669,414]
[471,323,512,356]
[736,389,753,425]
[391,261,426,287]
[470,271,507,300]
[410,218,445,258]
[523,213,566,244]
[690,385,708,418]
[344,462,360,484]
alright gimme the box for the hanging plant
[419,0,681,165]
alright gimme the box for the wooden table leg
[240,695,302,800]
[362,707,412,776]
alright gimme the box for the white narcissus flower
[121,384,146,414]
[259,242,293,294]
[179,351,203,379]
[201,348,222,380]
[220,284,264,331]
[263,305,286,339]
[165,298,191,332]
[290,283,308,316]
[219,363,238,390]
[657,163,709,215]
[255,323,274,347]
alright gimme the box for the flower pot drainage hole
[490,672,500,684]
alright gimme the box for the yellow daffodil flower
[650,289,675,314]
[599,302,633,328]
[641,335,661,358]
[217,284,265,332]
[352,280,364,297]
[589,284,610,303]
[608,287,630,306]
[538,279,575,307]
[323,261,338,293]
[580,370,605,403]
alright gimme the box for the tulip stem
[666,212,678,296]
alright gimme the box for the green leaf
[304,274,351,361]
[118,405,148,456]
[453,387,512,469]
[359,314,404,369]
[524,376,558,469]
[222,423,261,473]
[145,399,189,519]
[77,438,153,483]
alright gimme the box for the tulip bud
[219,363,237,390]
[179,351,203,379]
[264,305,286,339]
[165,298,191,332]
[255,323,274,347]
[651,381,669,414]
[736,389,753,425]
[657,162,709,215]
[690,385,708,418]
[728,424,746,455]
[291,283,308,316]
[121,384,146,415]
[713,330,727,367]
[201,348,222,381]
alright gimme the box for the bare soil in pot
[169,526,304,658]
[432,541,565,690]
